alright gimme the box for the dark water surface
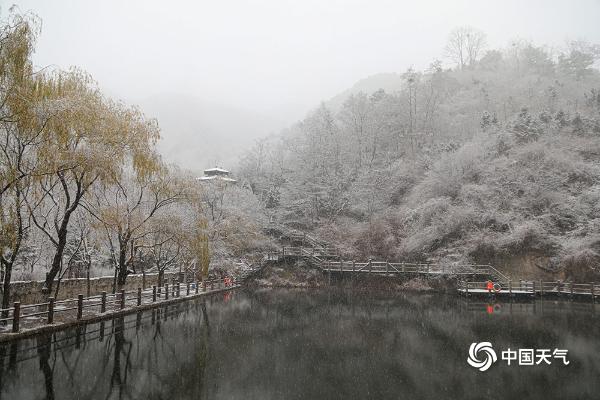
[0,289,598,400]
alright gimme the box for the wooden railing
[325,260,467,273]
[274,245,510,281]
[0,278,235,334]
[458,280,599,298]
[269,223,512,282]
[321,260,508,280]
[288,233,329,249]
[281,246,338,259]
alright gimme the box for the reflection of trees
[107,316,133,400]
[59,326,89,390]
[36,335,55,400]
[139,301,211,398]
[0,344,7,395]
[195,301,210,397]
[0,300,215,399]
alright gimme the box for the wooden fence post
[509,280,512,296]
[152,286,157,302]
[137,288,142,306]
[211,281,214,290]
[47,297,55,324]
[77,294,83,320]
[177,282,181,297]
[165,284,169,300]
[195,280,199,294]
[591,282,595,299]
[385,261,389,275]
[352,260,355,274]
[539,280,543,297]
[369,260,372,274]
[12,302,20,333]
[203,280,207,291]
[570,282,574,297]
[101,292,106,313]
[186,281,190,296]
[532,281,536,297]
[120,289,125,309]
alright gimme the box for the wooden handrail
[0,277,237,334]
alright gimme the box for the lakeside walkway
[248,225,600,301]
[254,227,509,282]
[0,279,237,342]
[458,280,600,299]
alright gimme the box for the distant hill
[137,75,407,174]
[138,93,284,173]
[327,72,405,110]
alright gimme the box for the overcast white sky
[4,0,600,123]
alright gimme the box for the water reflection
[0,290,598,400]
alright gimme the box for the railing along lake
[0,278,236,335]
[458,280,599,299]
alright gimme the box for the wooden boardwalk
[458,280,600,299]
[261,227,600,300]
[273,244,509,282]
[321,260,508,280]
[263,227,511,281]
[0,278,237,339]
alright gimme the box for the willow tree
[197,220,211,279]
[143,214,184,288]
[26,70,160,296]
[186,216,210,281]
[88,164,186,290]
[137,175,211,286]
[0,10,53,313]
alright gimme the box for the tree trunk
[117,245,128,287]
[112,267,118,294]
[141,264,146,290]
[86,258,91,297]
[43,213,73,296]
[1,262,13,321]
[158,269,164,288]
[53,277,62,299]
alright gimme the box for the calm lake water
[0,289,598,400]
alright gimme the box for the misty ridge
[140,93,284,171]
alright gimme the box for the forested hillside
[240,36,600,279]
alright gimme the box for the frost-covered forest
[239,28,600,280]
